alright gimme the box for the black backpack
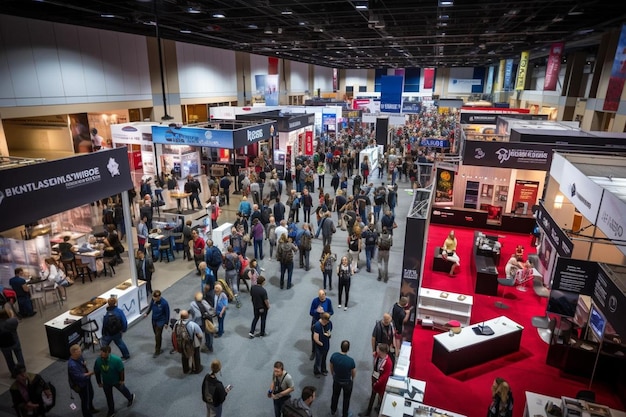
[261,206,271,225]
[104,312,123,335]
[349,236,359,252]
[365,232,377,246]
[224,254,238,271]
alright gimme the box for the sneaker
[344,306,348,311]
[338,304,341,308]
[127,393,135,407]
[249,333,255,339]
[122,356,130,361]
[260,267,266,272]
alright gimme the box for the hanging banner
[434,167,455,204]
[503,59,514,92]
[603,24,626,111]
[423,68,435,90]
[515,51,530,91]
[495,60,505,91]
[544,42,564,91]
[265,74,279,106]
[305,131,313,155]
[485,66,495,94]
[380,75,404,113]
[0,148,133,232]
[332,68,338,92]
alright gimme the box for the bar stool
[61,258,77,278]
[101,256,117,276]
[30,292,45,316]
[75,259,94,283]
[43,285,64,309]
[81,319,100,352]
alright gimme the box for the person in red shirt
[359,343,393,416]
[191,230,206,275]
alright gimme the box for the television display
[546,289,579,318]
[588,303,607,342]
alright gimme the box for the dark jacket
[102,306,128,336]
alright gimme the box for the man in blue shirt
[143,290,170,358]
[330,340,356,417]
[312,313,333,378]
[309,290,334,361]
[9,268,35,317]
[68,344,98,417]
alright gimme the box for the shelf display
[463,180,479,209]
[418,287,473,326]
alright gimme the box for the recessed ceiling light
[264,26,273,34]
[438,0,453,6]
[281,9,293,15]
[248,24,258,29]
[186,7,201,14]
[212,12,225,18]
[299,21,307,26]
[180,29,192,34]
[101,14,116,18]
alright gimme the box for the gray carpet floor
[0,175,413,417]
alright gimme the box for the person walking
[297,223,312,271]
[94,345,136,417]
[143,290,170,358]
[135,249,155,298]
[309,289,334,361]
[317,211,336,248]
[213,284,229,338]
[487,377,514,417]
[0,308,24,378]
[312,312,332,378]
[176,310,203,374]
[251,218,265,260]
[361,225,378,273]
[182,220,193,261]
[319,245,337,291]
[219,174,232,205]
[68,344,98,417]
[268,361,295,417]
[282,386,317,417]
[337,256,354,311]
[276,234,297,289]
[190,292,216,353]
[204,239,223,281]
[249,276,270,338]
[330,340,356,417]
[136,217,149,253]
[202,359,231,417]
[192,230,206,275]
[359,344,392,417]
[101,298,130,360]
[377,227,393,283]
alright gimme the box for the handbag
[204,319,217,334]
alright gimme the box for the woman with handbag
[190,292,216,354]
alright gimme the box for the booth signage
[402,101,422,114]
[420,138,450,148]
[556,156,604,224]
[276,114,315,132]
[552,257,598,295]
[593,265,626,337]
[232,122,273,149]
[152,125,234,148]
[535,202,574,257]
[462,141,552,170]
[0,148,132,232]
[596,190,626,257]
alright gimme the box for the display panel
[546,289,579,318]
[588,303,607,342]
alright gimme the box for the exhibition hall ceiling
[1,0,625,68]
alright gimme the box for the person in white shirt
[274,220,289,244]
[90,128,104,151]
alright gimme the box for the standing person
[219,174,232,206]
[312,312,332,378]
[273,196,286,224]
[297,223,312,271]
[182,220,193,261]
[359,344,393,417]
[176,310,203,374]
[331,171,340,194]
[487,377,514,417]
[390,297,412,353]
[347,232,361,274]
[251,218,265,260]
[282,386,317,417]
[377,227,393,282]
[90,128,104,151]
[317,163,326,188]
[337,256,354,311]
[268,361,295,417]
[184,175,201,210]
[135,249,155,297]
[190,292,215,353]
[0,308,24,378]
[276,234,297,289]
[319,245,336,291]
[94,345,136,417]
[213,284,229,338]
[267,216,278,260]
[192,230,206,275]
[143,290,170,358]
[387,184,398,216]
[101,298,130,360]
[204,239,223,281]
[136,217,149,253]
[371,314,396,364]
[317,211,336,248]
[10,363,56,417]
[9,268,35,317]
[361,225,378,273]
[222,246,242,307]
[249,276,270,338]
[68,344,98,417]
[139,201,153,231]
[301,188,313,224]
[330,340,356,417]
[202,359,231,417]
[207,196,221,230]
[309,290,334,361]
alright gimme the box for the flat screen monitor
[546,289,579,318]
[588,303,607,342]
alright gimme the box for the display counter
[44,279,145,359]
[379,392,466,417]
[471,232,500,296]
[418,287,473,327]
[523,391,626,417]
[431,206,536,234]
[431,316,523,375]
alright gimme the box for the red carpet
[408,225,625,416]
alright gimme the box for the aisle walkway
[0,171,415,417]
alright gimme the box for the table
[170,191,191,213]
[75,250,102,271]
[50,232,86,244]
[44,312,84,359]
[471,233,500,296]
[431,316,523,375]
[523,391,626,417]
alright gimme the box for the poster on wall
[305,131,313,155]
[400,216,427,342]
[434,168,455,204]
[512,180,539,214]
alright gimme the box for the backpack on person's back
[378,234,392,250]
[299,232,312,251]
[173,319,194,357]
[104,311,123,335]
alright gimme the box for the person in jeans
[269,361,294,417]
[330,340,356,417]
[312,313,332,378]
[251,218,265,260]
[276,234,297,289]
[337,256,354,311]
[68,344,98,417]
[94,345,135,417]
[143,290,170,358]
[101,298,130,360]
[249,276,270,338]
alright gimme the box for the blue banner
[504,59,514,91]
[420,138,450,148]
[380,75,403,113]
[485,66,494,94]
[152,126,234,148]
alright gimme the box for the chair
[101,256,117,277]
[61,258,77,278]
[495,277,516,308]
[172,233,185,253]
[74,259,94,283]
[81,319,100,352]
[43,285,64,309]
[533,275,550,299]
[533,316,557,344]
[158,237,175,262]
[29,291,45,316]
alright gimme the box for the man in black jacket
[184,175,201,210]
[219,174,232,205]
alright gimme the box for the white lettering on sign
[247,129,264,142]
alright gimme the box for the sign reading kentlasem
[462,141,553,170]
[0,148,133,233]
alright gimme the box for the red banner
[423,68,435,89]
[544,42,564,91]
[603,24,626,111]
[305,131,313,155]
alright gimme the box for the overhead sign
[544,42,564,91]
[152,125,234,148]
[554,154,604,224]
[462,141,553,170]
[232,122,275,149]
[535,201,574,257]
[0,148,133,232]
[515,51,530,91]
[593,265,626,337]
[420,138,450,148]
[380,75,403,113]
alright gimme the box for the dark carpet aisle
[0,173,412,417]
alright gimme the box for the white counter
[433,316,523,352]
[393,341,411,378]
[524,391,626,417]
[380,392,466,417]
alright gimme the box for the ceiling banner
[544,42,564,91]
[515,51,530,91]
[603,24,626,111]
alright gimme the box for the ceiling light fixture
[314,26,324,32]
[212,12,225,18]
[264,26,273,34]
[248,24,258,29]
[186,7,201,14]
[101,14,116,18]
[281,9,293,15]
[180,29,192,34]
[354,1,368,10]
[438,0,454,7]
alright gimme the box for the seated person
[10,363,56,417]
[505,253,525,279]
[103,224,124,263]
[41,258,72,300]
[441,230,460,276]
[57,236,75,261]
[515,244,524,261]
